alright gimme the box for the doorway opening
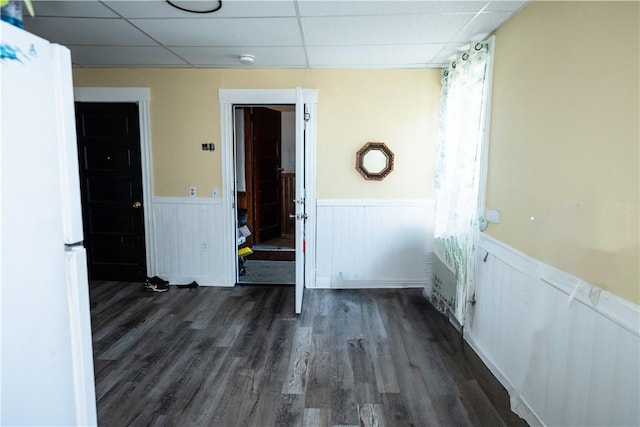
[220,88,317,314]
[234,105,295,284]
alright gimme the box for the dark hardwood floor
[89,282,528,427]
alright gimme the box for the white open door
[294,88,306,314]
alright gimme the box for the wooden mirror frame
[356,142,394,181]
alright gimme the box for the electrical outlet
[189,186,196,197]
[212,187,219,198]
[202,242,208,252]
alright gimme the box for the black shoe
[145,276,169,292]
[176,281,199,289]
[146,276,169,285]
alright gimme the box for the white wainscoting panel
[152,197,226,286]
[316,199,434,289]
[466,233,640,427]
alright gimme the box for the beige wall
[72,69,440,200]
[487,1,639,303]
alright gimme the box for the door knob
[133,201,142,209]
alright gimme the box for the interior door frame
[219,89,318,292]
[73,87,156,277]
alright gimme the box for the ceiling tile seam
[430,44,454,68]
[297,11,493,18]
[430,1,491,67]
[309,63,431,66]
[99,1,195,67]
[304,43,450,47]
[445,2,491,45]
[126,15,298,20]
[163,46,200,67]
[156,44,441,49]
[71,64,442,70]
[65,44,184,48]
[307,65,431,69]
[188,65,307,69]
[102,0,298,20]
[71,12,512,20]
[72,65,193,69]
[27,15,120,19]
[490,3,530,33]
[164,44,305,48]
[105,11,519,20]
[294,0,310,69]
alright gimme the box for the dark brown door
[75,102,147,281]
[251,107,282,243]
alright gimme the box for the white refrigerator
[1,22,97,425]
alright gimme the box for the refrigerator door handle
[52,45,84,245]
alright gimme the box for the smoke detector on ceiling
[239,54,255,65]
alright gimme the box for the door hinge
[304,106,310,130]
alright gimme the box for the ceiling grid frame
[23,0,528,69]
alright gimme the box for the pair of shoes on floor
[145,276,169,292]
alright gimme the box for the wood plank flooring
[89,282,528,427]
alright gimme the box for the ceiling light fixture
[165,0,222,14]
[239,54,255,65]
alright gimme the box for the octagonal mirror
[356,142,394,180]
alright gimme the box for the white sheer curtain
[434,42,490,323]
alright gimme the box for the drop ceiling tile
[105,0,296,19]
[430,43,470,64]
[485,1,529,12]
[171,46,306,67]
[69,45,189,66]
[307,44,444,68]
[451,11,513,42]
[298,0,488,16]
[24,17,158,46]
[302,13,474,46]
[29,1,118,17]
[131,17,302,46]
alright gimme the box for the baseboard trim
[159,276,231,287]
[464,333,545,427]
[316,277,428,289]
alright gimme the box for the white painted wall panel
[467,234,640,427]
[151,198,433,289]
[151,197,226,285]
[316,200,434,288]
